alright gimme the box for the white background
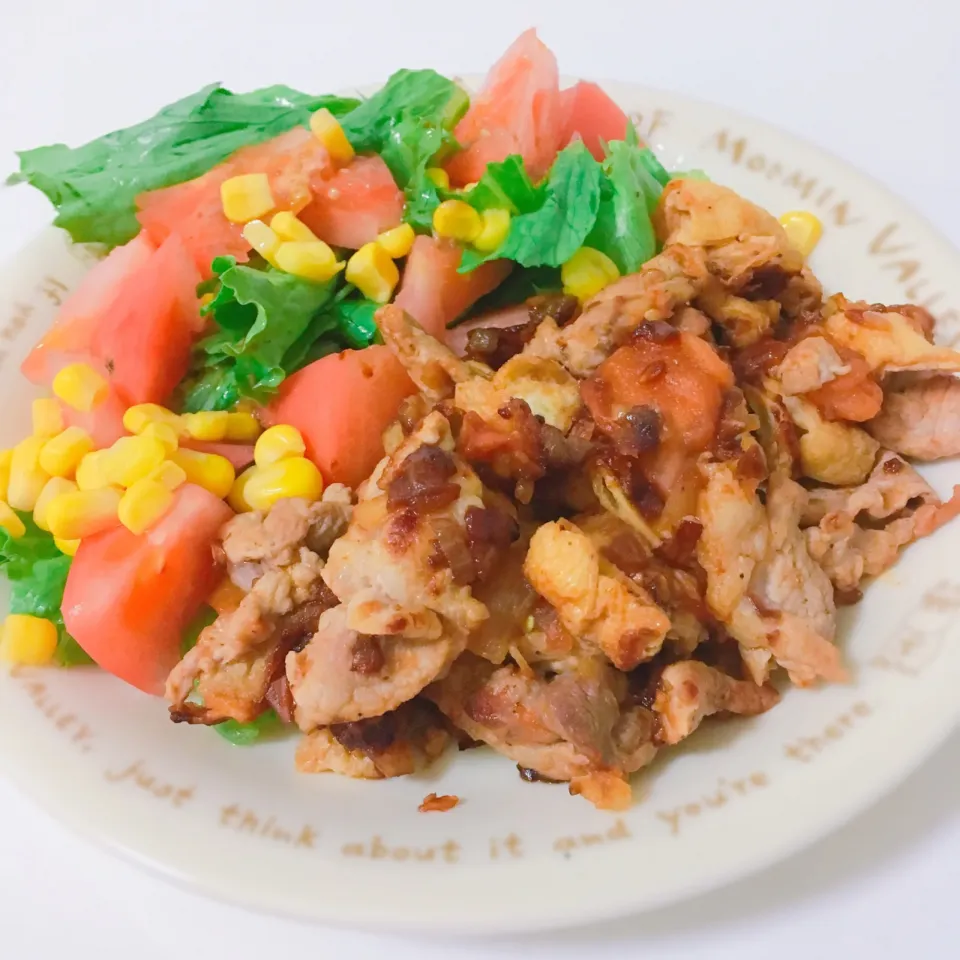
[1,1,958,956]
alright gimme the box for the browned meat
[867,374,960,460]
[775,336,851,395]
[653,660,779,744]
[295,700,450,779]
[802,451,960,592]
[166,491,352,724]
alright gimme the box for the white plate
[1,79,959,935]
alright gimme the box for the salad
[3,30,960,809]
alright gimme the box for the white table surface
[1,1,958,956]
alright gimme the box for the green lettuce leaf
[214,709,287,745]
[0,514,91,667]
[463,155,545,214]
[11,85,360,248]
[459,141,602,272]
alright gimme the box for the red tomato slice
[181,439,255,470]
[60,391,128,449]
[23,234,202,407]
[266,346,416,489]
[298,155,403,250]
[558,81,632,160]
[137,128,333,278]
[393,236,512,339]
[62,484,234,696]
[445,29,563,186]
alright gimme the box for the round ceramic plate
[1,78,959,935]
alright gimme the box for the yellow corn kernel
[118,478,175,535]
[8,437,50,511]
[181,411,230,443]
[123,403,183,436]
[140,421,179,456]
[376,223,415,259]
[225,411,262,442]
[54,537,80,557]
[472,208,511,252]
[52,363,108,413]
[227,466,257,513]
[0,449,12,502]
[34,477,78,532]
[242,457,324,511]
[426,167,450,190]
[779,210,823,259]
[38,427,94,479]
[199,292,215,310]
[254,424,306,467]
[46,487,122,541]
[146,459,187,491]
[275,240,344,283]
[0,614,58,666]
[561,246,621,302]
[309,108,355,166]
[241,219,281,267]
[102,435,167,488]
[433,200,482,243]
[270,211,318,243]
[345,242,400,304]
[75,451,110,491]
[0,501,26,539]
[32,398,64,439]
[170,449,235,500]
[221,173,274,224]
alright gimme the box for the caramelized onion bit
[387,445,460,513]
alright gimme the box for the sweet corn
[146,459,187,491]
[376,223,415,259]
[119,478,175,535]
[270,211,318,243]
[75,451,110,491]
[54,537,80,557]
[123,403,183,436]
[140,421,179,456]
[433,200,482,243]
[275,240,344,283]
[224,411,262,442]
[0,614,58,666]
[221,173,275,224]
[170,449,235,500]
[309,108,355,166]
[242,457,324,511]
[52,363,108,412]
[228,466,257,513]
[472,208,511,252]
[102,435,167,488]
[254,424,306,467]
[426,167,450,190]
[46,487,122,541]
[39,427,94,479]
[345,242,399,304]
[0,449,12,502]
[561,246,621,301]
[779,210,823,259]
[242,219,281,267]
[7,437,50,511]
[0,501,25,539]
[34,477,78,532]
[181,411,230,443]
[32,398,64,439]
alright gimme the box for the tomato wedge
[559,81,632,160]
[62,484,233,696]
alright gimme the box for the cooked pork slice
[867,374,960,460]
[295,700,450,779]
[775,336,851,395]
[166,492,351,724]
[653,660,780,745]
[524,519,671,670]
[697,462,844,686]
[802,451,960,592]
[523,244,709,376]
[287,605,467,728]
